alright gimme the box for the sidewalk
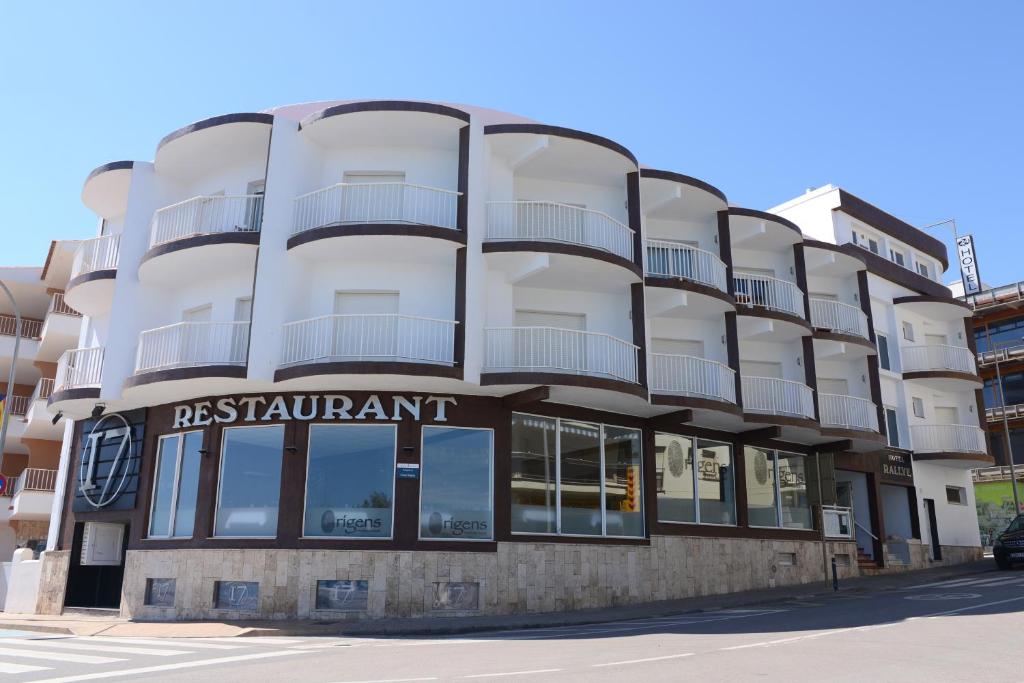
[0,559,995,638]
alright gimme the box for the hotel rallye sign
[880,450,914,486]
[73,409,147,512]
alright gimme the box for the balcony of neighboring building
[910,424,992,466]
[0,313,42,366]
[49,346,103,412]
[65,234,120,316]
[37,292,83,362]
[22,378,61,440]
[3,468,57,521]
[900,343,981,389]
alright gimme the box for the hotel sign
[956,235,982,296]
[73,409,147,512]
[880,450,914,485]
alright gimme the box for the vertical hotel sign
[956,235,982,296]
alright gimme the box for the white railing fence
[5,394,30,416]
[55,347,104,392]
[49,292,82,317]
[12,468,57,495]
[822,505,853,539]
[901,344,976,374]
[292,183,460,235]
[485,327,639,384]
[486,201,634,262]
[0,314,43,339]
[809,298,869,338]
[150,194,264,247]
[733,271,806,319]
[71,234,120,278]
[136,322,250,373]
[910,424,987,453]
[650,353,736,403]
[742,376,815,419]
[818,393,879,431]
[281,314,457,366]
[644,240,728,292]
[32,377,55,403]
[1,476,16,497]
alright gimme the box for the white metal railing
[485,327,639,384]
[11,468,57,495]
[650,353,736,403]
[136,321,250,373]
[741,376,815,419]
[910,424,987,454]
[733,271,805,319]
[31,377,54,404]
[486,201,634,262]
[0,314,42,339]
[644,240,728,292]
[150,194,264,247]
[49,292,81,317]
[1,476,16,497]
[71,234,120,279]
[280,314,457,367]
[987,404,1024,422]
[822,505,853,539]
[5,394,30,416]
[809,298,869,338]
[292,183,460,235]
[901,344,976,375]
[55,347,104,392]
[818,393,879,432]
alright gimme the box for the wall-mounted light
[91,404,105,419]
[714,234,719,244]
[789,266,795,275]
[797,356,803,367]
[721,335,726,345]
[969,404,974,413]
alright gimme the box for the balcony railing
[11,468,57,495]
[486,201,634,262]
[650,353,736,403]
[733,271,805,319]
[822,505,853,539]
[48,292,81,317]
[136,321,249,373]
[901,344,976,375]
[150,194,264,248]
[818,393,879,432]
[910,424,987,454]
[484,327,639,384]
[644,240,728,293]
[809,298,869,339]
[5,394,30,416]
[30,377,54,404]
[987,404,1024,422]
[280,314,457,367]
[292,182,460,235]
[0,314,43,339]
[1,476,16,497]
[741,376,815,419]
[71,234,120,279]
[55,347,104,393]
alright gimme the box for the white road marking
[0,637,192,657]
[905,575,995,589]
[330,678,438,683]
[25,649,301,683]
[463,669,563,678]
[0,647,125,664]
[912,594,1024,618]
[0,661,52,674]
[198,637,306,645]
[592,653,694,667]
[92,637,242,650]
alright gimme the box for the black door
[924,499,942,561]
[64,522,128,609]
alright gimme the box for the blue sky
[1,1,1021,286]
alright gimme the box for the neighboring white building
[33,102,988,621]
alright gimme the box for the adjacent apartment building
[28,101,989,621]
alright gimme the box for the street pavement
[1,565,1022,682]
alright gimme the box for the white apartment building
[31,101,987,621]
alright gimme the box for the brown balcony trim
[481,371,648,399]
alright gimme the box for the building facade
[35,101,988,621]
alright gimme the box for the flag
[0,392,5,423]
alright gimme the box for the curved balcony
[644,240,732,316]
[483,326,642,396]
[809,298,869,339]
[742,376,815,422]
[649,353,738,414]
[66,234,120,316]
[734,271,809,341]
[140,195,263,284]
[818,394,879,432]
[50,346,104,411]
[7,468,58,521]
[126,322,249,393]
[911,424,991,466]
[900,344,980,389]
[276,314,459,382]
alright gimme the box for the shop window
[148,431,202,539]
[745,447,812,529]
[510,413,643,538]
[419,427,494,541]
[303,424,395,538]
[945,486,967,505]
[214,425,285,538]
[655,434,736,526]
[777,452,811,529]
[745,447,778,527]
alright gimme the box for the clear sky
[1,1,1021,286]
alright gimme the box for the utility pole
[0,280,22,476]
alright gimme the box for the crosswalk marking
[0,646,125,664]
[906,575,1024,590]
[195,637,307,645]
[0,637,193,657]
[25,648,300,683]
[0,661,52,674]
[92,637,242,650]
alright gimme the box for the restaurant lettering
[173,394,457,429]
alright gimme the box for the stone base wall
[35,550,70,615]
[12,520,49,547]
[119,537,860,622]
[865,541,983,575]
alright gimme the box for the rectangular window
[148,431,203,539]
[419,427,494,541]
[885,408,901,448]
[745,447,778,527]
[510,414,643,538]
[303,424,395,538]
[214,425,285,538]
[912,397,925,418]
[655,433,696,524]
[916,262,930,279]
[902,321,915,342]
[877,333,891,371]
[890,249,905,267]
[656,434,736,526]
[777,452,811,529]
[945,486,966,505]
[868,238,879,254]
[745,448,811,529]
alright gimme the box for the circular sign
[905,592,981,601]
[79,413,133,509]
[667,440,686,477]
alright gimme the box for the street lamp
[0,280,22,476]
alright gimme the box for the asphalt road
[2,565,1023,682]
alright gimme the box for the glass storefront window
[604,426,644,537]
[419,427,494,541]
[655,433,696,524]
[511,414,558,534]
[745,446,778,527]
[214,425,285,538]
[148,431,203,538]
[777,452,811,529]
[559,420,602,536]
[696,440,736,525]
[303,424,395,538]
[656,434,735,526]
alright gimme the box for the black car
[993,514,1024,570]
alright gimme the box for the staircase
[857,548,878,571]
